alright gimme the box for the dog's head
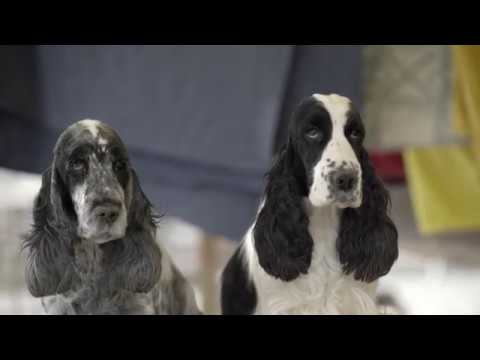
[254,94,398,282]
[288,94,363,209]
[24,119,162,298]
[51,119,134,243]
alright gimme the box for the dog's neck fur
[304,199,341,272]
[42,239,153,315]
[246,199,379,315]
[73,239,105,282]
[66,239,126,313]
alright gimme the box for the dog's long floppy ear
[49,161,77,222]
[337,148,398,283]
[23,166,78,297]
[253,140,313,282]
[104,169,162,293]
[127,169,158,228]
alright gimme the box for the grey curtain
[0,45,363,240]
[1,45,293,239]
[275,45,364,151]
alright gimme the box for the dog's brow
[308,108,329,123]
[107,145,127,158]
[80,119,100,138]
[346,109,361,124]
[70,143,95,158]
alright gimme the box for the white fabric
[363,45,464,150]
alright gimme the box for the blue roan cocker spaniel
[23,119,201,315]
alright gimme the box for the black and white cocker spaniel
[221,94,398,315]
[23,119,201,315]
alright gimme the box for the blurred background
[1,45,479,315]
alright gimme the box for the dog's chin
[308,193,336,208]
[78,224,126,244]
[334,193,362,209]
[336,201,359,209]
[77,209,128,244]
[93,231,125,245]
[309,192,362,209]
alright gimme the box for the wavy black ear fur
[103,169,162,293]
[24,166,162,298]
[23,167,79,297]
[337,148,399,283]
[127,170,159,229]
[253,141,313,282]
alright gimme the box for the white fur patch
[77,119,110,152]
[78,119,101,139]
[245,200,380,315]
[72,182,89,237]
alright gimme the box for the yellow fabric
[452,45,480,162]
[403,45,480,235]
[404,146,480,235]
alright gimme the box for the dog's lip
[333,192,360,208]
[92,231,125,244]
[94,237,117,244]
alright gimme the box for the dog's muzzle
[332,169,358,193]
[87,194,126,244]
[92,199,122,225]
[76,184,127,244]
[328,168,361,207]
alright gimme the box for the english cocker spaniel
[221,94,398,315]
[23,119,201,315]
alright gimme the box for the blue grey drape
[0,45,363,240]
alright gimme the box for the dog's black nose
[95,204,120,224]
[333,171,357,192]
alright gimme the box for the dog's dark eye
[113,160,127,172]
[348,128,363,141]
[306,128,323,140]
[69,159,87,172]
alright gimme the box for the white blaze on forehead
[77,119,110,152]
[312,94,351,127]
[312,93,352,151]
[78,119,102,138]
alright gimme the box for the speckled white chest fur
[243,201,379,315]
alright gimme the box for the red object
[369,151,405,184]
